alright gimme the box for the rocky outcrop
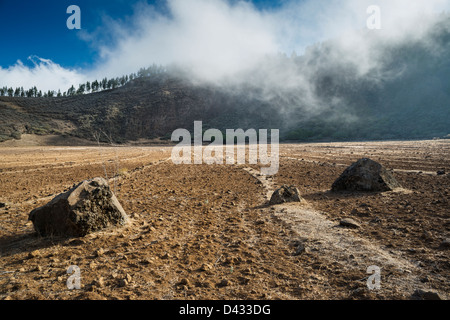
[269,185,302,205]
[29,177,128,237]
[331,158,401,192]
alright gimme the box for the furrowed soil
[0,140,448,300]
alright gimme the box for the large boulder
[29,177,128,237]
[331,158,401,192]
[269,185,302,205]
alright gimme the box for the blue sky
[0,0,282,69]
[0,0,449,91]
[0,0,155,69]
[0,0,299,90]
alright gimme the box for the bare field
[0,140,449,300]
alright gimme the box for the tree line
[0,64,166,98]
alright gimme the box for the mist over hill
[0,14,449,144]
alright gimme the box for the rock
[331,158,401,192]
[66,238,86,246]
[125,273,132,283]
[160,253,170,259]
[0,202,6,208]
[269,185,302,205]
[438,239,450,250]
[195,281,212,288]
[242,267,253,275]
[140,258,152,265]
[178,278,190,286]
[351,207,371,217]
[200,263,213,272]
[436,170,445,175]
[95,277,105,287]
[293,243,306,256]
[217,279,231,287]
[339,218,361,229]
[28,250,41,259]
[118,279,128,287]
[95,248,105,257]
[411,289,442,300]
[28,177,128,237]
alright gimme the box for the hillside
[0,75,282,144]
[1,15,449,144]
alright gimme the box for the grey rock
[411,289,442,300]
[293,243,306,256]
[438,238,450,250]
[29,177,128,237]
[339,218,361,229]
[269,185,302,205]
[331,158,401,192]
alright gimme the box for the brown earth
[0,139,448,300]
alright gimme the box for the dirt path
[242,166,447,299]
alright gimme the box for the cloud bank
[1,0,449,92]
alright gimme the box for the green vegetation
[0,64,166,98]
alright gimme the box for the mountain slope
[1,15,449,144]
[0,75,282,143]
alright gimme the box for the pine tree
[102,78,108,90]
[92,80,99,92]
[77,84,85,95]
[67,85,75,96]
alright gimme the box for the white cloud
[89,0,450,82]
[1,0,449,91]
[0,56,86,92]
[91,0,279,82]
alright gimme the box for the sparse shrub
[11,131,21,140]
